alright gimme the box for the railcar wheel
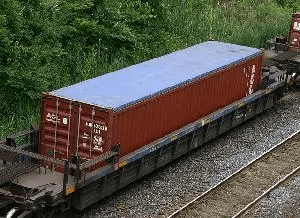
[6,208,56,218]
[15,211,33,218]
[6,208,32,218]
[31,209,55,218]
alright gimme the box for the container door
[40,94,112,167]
[40,95,76,163]
[74,104,111,162]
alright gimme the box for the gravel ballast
[79,90,300,218]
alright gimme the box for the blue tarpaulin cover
[49,41,261,111]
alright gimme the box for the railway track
[168,129,300,218]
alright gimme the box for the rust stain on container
[39,41,263,172]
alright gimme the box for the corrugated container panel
[39,41,263,171]
[288,12,300,51]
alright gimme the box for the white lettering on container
[244,64,256,96]
[82,132,89,139]
[294,22,300,31]
[63,118,68,124]
[85,122,108,133]
[93,135,103,151]
[46,113,60,124]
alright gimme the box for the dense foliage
[0,0,299,137]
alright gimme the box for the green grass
[0,0,296,139]
[160,0,292,48]
[0,99,40,139]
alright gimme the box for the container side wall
[112,54,263,157]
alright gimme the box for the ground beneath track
[172,131,300,217]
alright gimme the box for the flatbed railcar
[0,12,300,218]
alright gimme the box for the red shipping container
[288,12,300,52]
[39,41,263,171]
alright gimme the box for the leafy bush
[0,0,296,137]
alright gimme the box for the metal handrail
[0,142,118,171]
[79,151,118,170]
[0,143,76,169]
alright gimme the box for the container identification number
[85,122,108,133]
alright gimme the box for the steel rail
[232,164,300,217]
[168,128,300,218]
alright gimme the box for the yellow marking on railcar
[202,118,211,126]
[265,88,272,94]
[66,185,76,195]
[171,135,178,141]
[119,161,127,168]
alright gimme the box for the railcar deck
[13,166,75,191]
